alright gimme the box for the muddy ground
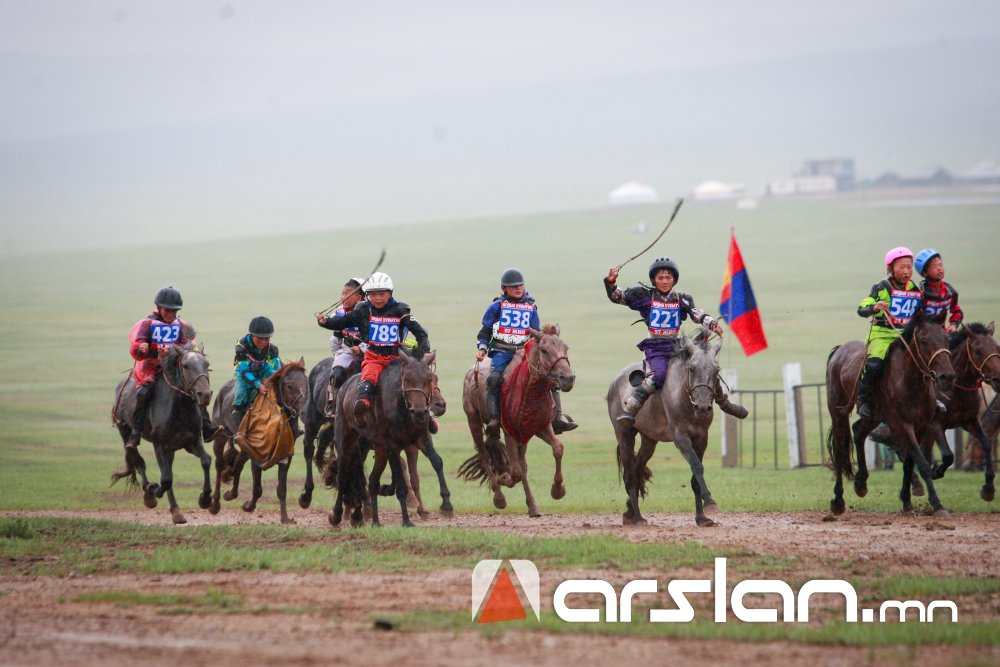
[3,508,999,666]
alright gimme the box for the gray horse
[608,331,723,527]
[111,342,214,524]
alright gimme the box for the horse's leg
[932,427,954,479]
[850,418,872,497]
[516,442,541,518]
[209,438,226,514]
[226,452,250,502]
[616,427,640,525]
[277,457,295,524]
[536,426,566,501]
[299,421,317,509]
[968,420,996,502]
[368,448,389,527]
[423,435,453,516]
[899,455,916,513]
[405,445,427,517]
[188,440,213,510]
[695,434,719,514]
[628,434,657,525]
[130,450,157,509]
[827,415,851,515]
[902,426,949,516]
[156,448,187,525]
[388,449,414,527]
[674,433,715,527]
[242,461,263,513]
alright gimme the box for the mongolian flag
[719,231,768,356]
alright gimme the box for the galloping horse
[208,358,307,524]
[608,331,723,527]
[459,325,575,517]
[111,342,214,524]
[826,311,955,516]
[328,351,449,527]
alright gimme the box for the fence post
[783,363,805,468]
[720,369,739,468]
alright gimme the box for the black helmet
[648,257,679,283]
[500,267,525,287]
[153,285,183,310]
[248,316,275,338]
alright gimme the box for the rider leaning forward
[231,316,301,436]
[604,258,747,422]
[126,286,219,448]
[316,271,430,418]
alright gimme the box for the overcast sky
[2,1,999,253]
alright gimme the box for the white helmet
[363,272,393,292]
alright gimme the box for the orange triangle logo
[477,568,527,624]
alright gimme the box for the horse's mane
[265,358,305,386]
[949,322,991,350]
[540,323,560,336]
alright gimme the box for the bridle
[275,368,306,420]
[888,319,952,388]
[527,337,571,385]
[162,348,209,401]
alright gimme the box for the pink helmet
[884,246,913,268]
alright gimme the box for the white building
[691,180,745,201]
[607,181,660,206]
[765,175,837,197]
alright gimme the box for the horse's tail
[109,446,142,490]
[332,440,368,510]
[826,423,854,482]
[616,435,653,497]
[457,452,488,484]
[321,448,338,489]
[457,438,508,485]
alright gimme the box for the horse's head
[679,332,720,416]
[908,311,955,396]
[398,350,437,423]
[528,324,575,392]
[269,357,308,418]
[168,343,212,407]
[961,322,1000,392]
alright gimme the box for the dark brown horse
[459,325,575,517]
[111,342,214,524]
[608,331,723,527]
[208,358,307,523]
[327,351,446,527]
[826,312,955,516]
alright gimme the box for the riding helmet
[248,316,275,338]
[500,267,525,287]
[648,257,679,283]
[884,247,913,269]
[363,272,394,292]
[153,285,183,310]
[913,248,941,276]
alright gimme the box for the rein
[162,350,208,400]
[886,318,951,386]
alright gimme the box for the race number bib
[497,301,534,336]
[150,322,181,346]
[889,289,921,325]
[648,299,680,336]
[368,315,401,346]
[923,299,948,318]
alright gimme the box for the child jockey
[325,277,366,416]
[914,248,964,332]
[856,247,925,420]
[126,286,218,447]
[604,258,747,421]
[232,316,299,435]
[475,268,578,441]
[316,272,430,417]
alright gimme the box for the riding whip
[615,198,684,271]
[317,248,387,317]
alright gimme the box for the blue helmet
[914,248,940,275]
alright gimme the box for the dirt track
[3,508,1000,666]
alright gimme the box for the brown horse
[826,311,955,516]
[608,331,723,527]
[458,325,575,517]
[208,358,307,524]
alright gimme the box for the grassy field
[1,190,999,513]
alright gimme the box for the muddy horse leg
[422,435,453,516]
[299,422,317,509]
[516,442,541,518]
[403,446,422,513]
[675,433,715,527]
[277,456,295,524]
[225,451,249,501]
[850,418,872,497]
[904,428,949,516]
[387,449,414,527]
[154,448,187,525]
[188,440,213,510]
[242,461,263,513]
[368,448,389,527]
[899,455,916,513]
[695,433,719,514]
[625,432,656,526]
[537,426,566,500]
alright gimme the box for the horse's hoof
[622,513,647,526]
[439,507,454,518]
[696,516,717,528]
[223,490,239,502]
[703,501,719,515]
[528,508,542,518]
[932,508,950,518]
[209,501,220,515]
[853,480,868,498]
[406,494,418,508]
[350,517,363,528]
[298,493,312,510]
[281,516,297,525]
[493,496,507,510]
[198,492,212,510]
[417,509,430,519]
[171,509,187,525]
[830,499,845,515]
[241,501,255,513]
[143,488,158,509]
[329,511,342,526]
[981,487,995,502]
[221,469,234,484]
[402,520,415,528]
[551,484,566,500]
[911,482,925,497]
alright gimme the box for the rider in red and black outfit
[316,272,430,417]
[126,286,217,448]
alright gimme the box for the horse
[327,351,448,527]
[826,311,956,516]
[298,354,361,510]
[111,342,214,524]
[395,375,450,518]
[458,325,575,517]
[608,331,723,527]
[208,358,307,524]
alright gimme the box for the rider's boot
[325,365,347,418]
[125,383,154,449]
[231,404,248,433]
[201,405,223,441]
[714,383,748,419]
[550,389,578,434]
[856,357,885,420]
[354,380,376,426]
[485,369,503,440]
[617,377,655,422]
